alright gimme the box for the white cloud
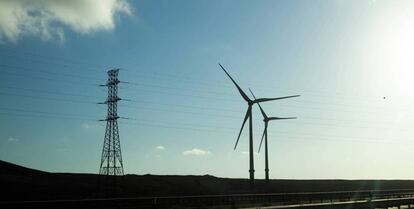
[182,148,211,156]
[241,151,259,156]
[156,145,165,151]
[82,123,90,129]
[369,0,381,5]
[0,0,132,43]
[7,137,19,142]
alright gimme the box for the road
[243,197,414,209]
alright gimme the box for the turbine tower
[219,64,299,187]
[99,69,124,176]
[249,88,298,182]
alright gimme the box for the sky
[1,0,414,179]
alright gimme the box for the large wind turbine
[249,88,298,182]
[219,64,299,187]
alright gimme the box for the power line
[0,83,405,119]
[0,112,97,121]
[121,104,238,119]
[1,107,413,146]
[1,71,97,86]
[0,88,407,130]
[0,107,99,118]
[1,63,413,134]
[2,66,405,114]
[0,103,410,133]
[1,50,402,103]
[0,108,408,144]
[0,50,106,72]
[119,121,414,146]
[0,92,97,104]
[0,86,102,99]
[0,63,103,81]
[1,89,413,131]
[2,68,411,116]
[0,58,410,113]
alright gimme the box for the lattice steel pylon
[99,68,124,176]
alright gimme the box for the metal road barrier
[241,197,414,209]
[2,189,414,209]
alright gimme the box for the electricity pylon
[99,69,124,176]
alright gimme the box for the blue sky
[1,0,414,179]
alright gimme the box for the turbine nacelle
[249,88,299,154]
[220,63,300,106]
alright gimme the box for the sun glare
[366,3,414,98]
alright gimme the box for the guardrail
[2,189,414,209]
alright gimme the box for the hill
[1,160,414,201]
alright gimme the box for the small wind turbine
[219,63,299,187]
[249,88,298,182]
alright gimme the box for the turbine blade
[234,108,250,150]
[254,95,300,103]
[219,64,251,102]
[249,88,267,119]
[268,117,297,120]
[258,123,267,153]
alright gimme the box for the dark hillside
[1,160,414,201]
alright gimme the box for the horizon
[4,159,414,181]
[1,0,414,180]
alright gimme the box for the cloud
[241,151,259,156]
[369,0,381,5]
[182,148,211,156]
[156,145,166,151]
[0,0,132,43]
[7,137,19,142]
[82,123,90,129]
